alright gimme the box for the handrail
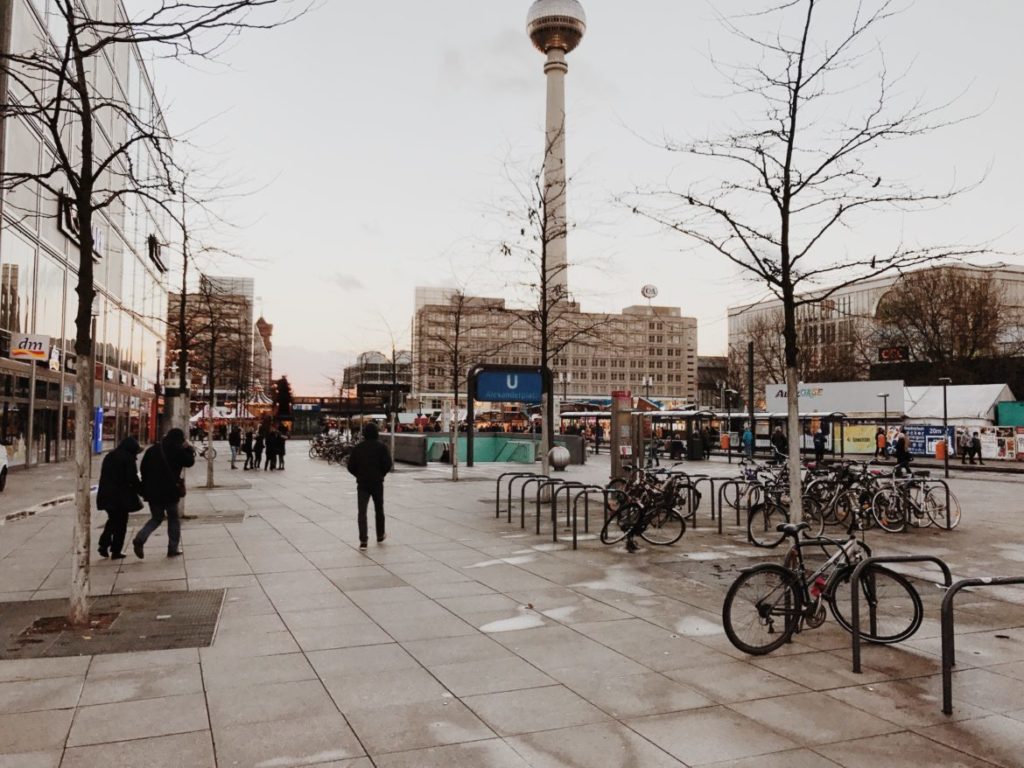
[941,576,1024,715]
[850,554,952,674]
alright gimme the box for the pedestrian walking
[957,430,970,464]
[770,426,787,461]
[593,423,604,455]
[253,432,264,469]
[228,425,242,469]
[346,422,393,548]
[700,426,712,459]
[893,428,912,476]
[970,431,984,465]
[242,430,254,469]
[742,425,754,459]
[813,428,826,465]
[133,428,196,559]
[97,437,145,560]
[874,427,887,460]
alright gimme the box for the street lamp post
[877,393,890,458]
[558,371,572,403]
[939,377,952,479]
[642,375,653,400]
[154,340,163,442]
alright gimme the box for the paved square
[0,449,1022,766]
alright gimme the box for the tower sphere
[527,0,587,54]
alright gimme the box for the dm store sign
[8,333,51,362]
[475,371,543,403]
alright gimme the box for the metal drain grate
[0,589,225,660]
[185,512,246,525]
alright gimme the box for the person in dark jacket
[242,430,254,470]
[253,432,264,469]
[346,422,393,548]
[264,429,277,470]
[277,427,287,470]
[228,426,242,469]
[97,437,145,559]
[133,428,195,558]
[813,428,826,465]
[770,427,787,460]
[893,428,913,476]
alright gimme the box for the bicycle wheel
[828,564,923,644]
[671,482,700,520]
[800,497,826,539]
[640,508,685,546]
[601,503,639,545]
[747,501,788,547]
[723,564,801,655]
[871,490,906,533]
[924,487,961,529]
[605,478,628,513]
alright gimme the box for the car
[0,442,7,492]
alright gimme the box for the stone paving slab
[0,446,1022,765]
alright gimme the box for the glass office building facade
[1,0,172,467]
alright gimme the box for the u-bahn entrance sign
[466,365,551,467]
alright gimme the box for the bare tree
[500,131,614,468]
[0,0,307,624]
[413,288,513,480]
[875,266,1023,368]
[632,0,986,515]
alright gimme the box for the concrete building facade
[727,262,1024,406]
[411,289,698,411]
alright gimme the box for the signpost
[466,365,550,467]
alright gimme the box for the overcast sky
[153,1,1024,395]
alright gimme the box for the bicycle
[871,471,962,533]
[722,521,923,655]
[601,475,687,551]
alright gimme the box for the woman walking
[134,428,196,558]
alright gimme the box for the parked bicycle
[722,521,923,655]
[601,475,688,551]
[871,471,961,532]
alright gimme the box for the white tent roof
[903,384,1015,423]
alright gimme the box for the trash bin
[935,441,947,460]
[687,434,704,461]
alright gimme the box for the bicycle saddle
[776,521,810,534]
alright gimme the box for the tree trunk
[69,352,94,626]
[785,364,803,521]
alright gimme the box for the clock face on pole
[641,284,658,299]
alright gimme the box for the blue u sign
[476,371,543,403]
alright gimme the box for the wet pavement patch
[0,589,225,660]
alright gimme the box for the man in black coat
[97,437,144,559]
[133,428,196,559]
[228,425,242,469]
[346,422,393,548]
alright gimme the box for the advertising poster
[978,426,1001,460]
[903,425,953,457]
[1016,427,1024,461]
[842,425,878,455]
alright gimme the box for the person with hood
[346,422,393,548]
[97,437,145,559]
[133,428,196,558]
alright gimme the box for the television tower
[527,0,586,297]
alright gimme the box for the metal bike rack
[551,481,589,542]
[850,554,953,674]
[571,485,619,536]
[508,473,545,525]
[518,476,551,530]
[716,479,746,531]
[497,472,542,521]
[535,479,569,536]
[941,575,1024,715]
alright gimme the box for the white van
[0,443,7,492]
